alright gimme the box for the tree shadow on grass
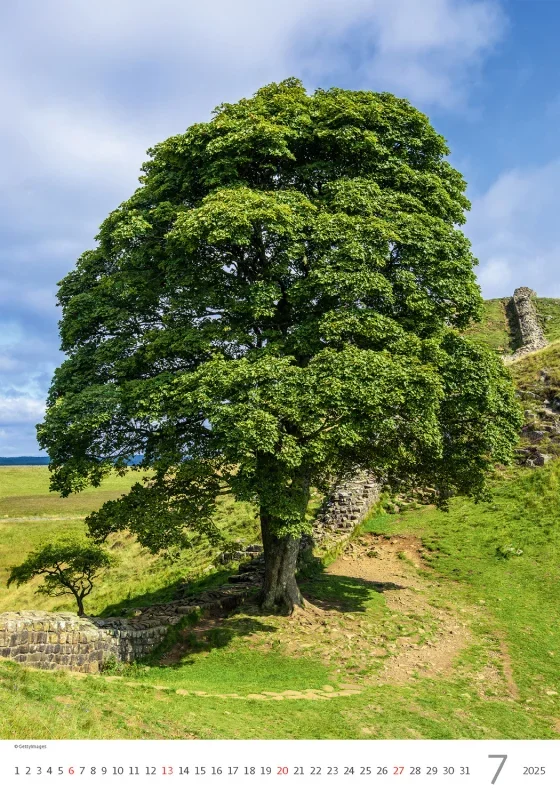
[150,571,407,668]
[100,552,407,669]
[301,573,406,613]
[146,607,276,669]
[98,567,238,618]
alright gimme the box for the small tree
[7,543,112,616]
[37,79,522,613]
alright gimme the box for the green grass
[0,643,553,739]
[1,453,560,738]
[363,463,560,731]
[536,298,560,342]
[506,339,560,457]
[509,338,560,389]
[462,299,512,353]
[0,466,141,501]
[461,296,560,355]
[0,467,259,616]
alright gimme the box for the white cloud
[0,425,46,457]
[0,356,19,372]
[0,323,23,347]
[0,397,46,425]
[0,0,506,225]
[301,0,504,107]
[23,0,502,84]
[467,159,560,298]
[476,258,512,297]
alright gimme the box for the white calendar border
[2,738,559,800]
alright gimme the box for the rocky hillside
[509,342,560,465]
[460,288,560,467]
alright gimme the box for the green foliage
[37,78,521,556]
[7,542,112,616]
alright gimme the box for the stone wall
[309,471,381,555]
[504,287,547,362]
[0,611,169,673]
[0,584,254,673]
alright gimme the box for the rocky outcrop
[515,368,560,466]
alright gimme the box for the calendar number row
[14,764,473,776]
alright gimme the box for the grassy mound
[507,340,560,459]
[365,463,560,712]
[462,298,512,353]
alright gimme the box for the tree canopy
[7,542,112,616]
[38,78,522,611]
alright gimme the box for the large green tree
[38,79,522,613]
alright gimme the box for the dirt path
[60,531,518,702]
[495,633,520,700]
[325,535,471,684]
[68,672,362,701]
[63,536,473,699]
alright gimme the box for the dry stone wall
[0,584,256,673]
[0,611,169,673]
[504,287,547,363]
[308,471,381,554]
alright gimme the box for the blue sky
[0,0,559,456]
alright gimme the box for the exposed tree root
[288,598,325,621]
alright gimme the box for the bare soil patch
[496,632,520,700]
[89,530,518,701]
[325,535,471,683]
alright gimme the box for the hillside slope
[0,468,260,616]
[1,460,559,738]
[509,340,560,462]
[463,297,560,354]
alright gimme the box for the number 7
[488,754,507,784]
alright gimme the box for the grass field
[462,297,560,354]
[536,298,560,342]
[0,460,559,739]
[462,298,512,353]
[0,467,259,616]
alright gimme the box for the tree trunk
[259,475,310,614]
[260,516,304,613]
[75,593,85,617]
